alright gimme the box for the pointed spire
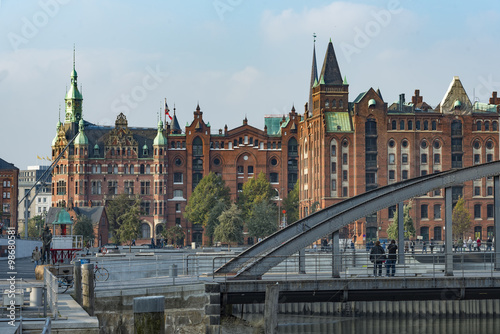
[319,38,343,85]
[343,75,348,85]
[291,104,296,112]
[196,102,200,111]
[309,33,318,111]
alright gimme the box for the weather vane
[313,33,316,43]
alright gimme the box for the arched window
[141,223,151,239]
[391,120,397,130]
[113,164,118,174]
[288,138,298,156]
[492,121,498,131]
[332,99,336,108]
[193,137,203,156]
[146,165,151,174]
[130,165,134,174]
[432,120,437,131]
[140,164,145,174]
[485,121,490,131]
[400,120,405,130]
[476,121,482,131]
[124,164,128,174]
[325,99,330,108]
[107,164,113,174]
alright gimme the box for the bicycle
[57,269,74,293]
[94,262,109,285]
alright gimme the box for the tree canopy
[184,172,231,243]
[106,194,135,236]
[116,196,141,252]
[282,182,299,225]
[452,196,472,239]
[238,172,275,220]
[213,203,243,250]
[246,201,278,239]
[387,201,416,240]
[162,225,185,246]
[74,214,95,245]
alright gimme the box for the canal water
[227,314,500,334]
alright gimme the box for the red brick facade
[0,159,19,234]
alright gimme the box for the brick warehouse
[51,39,500,246]
[50,54,299,246]
[300,39,500,244]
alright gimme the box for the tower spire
[73,44,75,70]
[309,33,318,112]
[319,38,343,85]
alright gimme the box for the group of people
[457,237,494,252]
[369,240,398,277]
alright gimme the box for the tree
[162,226,185,246]
[184,172,231,244]
[116,197,141,252]
[213,204,243,250]
[74,215,95,246]
[387,201,416,240]
[282,182,299,224]
[452,196,472,240]
[246,201,278,240]
[238,172,275,220]
[25,215,45,238]
[106,194,134,237]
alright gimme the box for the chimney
[399,94,405,112]
[490,91,499,105]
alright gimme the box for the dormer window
[325,99,330,108]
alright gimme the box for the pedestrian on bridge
[386,240,397,277]
[369,241,386,277]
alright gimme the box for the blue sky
[1,0,499,169]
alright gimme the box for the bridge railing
[210,250,500,281]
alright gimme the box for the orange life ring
[101,247,107,255]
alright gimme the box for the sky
[1,0,499,169]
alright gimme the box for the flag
[165,100,172,121]
[37,155,42,160]
[46,156,51,160]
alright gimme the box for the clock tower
[64,47,83,124]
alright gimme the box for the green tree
[184,172,231,244]
[106,194,134,237]
[214,204,243,250]
[452,196,472,239]
[74,215,95,246]
[238,172,275,220]
[387,201,416,240]
[116,197,141,252]
[247,201,278,240]
[282,182,299,224]
[162,225,185,246]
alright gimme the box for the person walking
[386,240,397,277]
[422,241,427,254]
[467,237,473,252]
[32,246,41,270]
[487,237,493,251]
[369,240,386,277]
[457,238,463,252]
[477,238,482,252]
[410,240,415,254]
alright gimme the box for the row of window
[391,119,438,131]
[388,203,496,220]
[324,99,344,109]
[475,120,498,131]
[2,192,10,199]
[2,181,11,187]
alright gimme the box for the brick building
[0,158,19,234]
[300,40,500,243]
[50,57,299,245]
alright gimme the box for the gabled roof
[0,158,18,170]
[264,117,288,136]
[325,112,352,132]
[439,76,472,114]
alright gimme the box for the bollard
[170,264,178,285]
[134,296,165,334]
[264,284,279,334]
[73,261,82,305]
[82,263,94,316]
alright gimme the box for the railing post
[298,249,306,274]
[397,201,405,265]
[82,263,95,316]
[332,231,340,278]
[73,260,82,305]
[494,176,500,271]
[444,187,454,276]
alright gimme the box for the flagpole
[164,98,167,128]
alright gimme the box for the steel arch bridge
[215,161,500,279]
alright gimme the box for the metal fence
[44,267,58,320]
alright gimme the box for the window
[402,140,408,148]
[493,121,498,131]
[408,120,413,130]
[400,120,405,130]
[434,204,441,219]
[108,181,118,195]
[402,170,408,180]
[421,154,427,164]
[331,145,337,156]
[108,164,113,174]
[173,189,183,198]
[57,180,66,195]
[416,120,421,130]
[485,121,490,131]
[193,137,203,156]
[402,154,408,164]
[423,120,429,130]
[331,162,336,173]
[474,186,480,196]
[474,154,480,164]
[175,203,181,212]
[342,153,348,165]
[487,186,493,196]
[389,154,395,165]
[91,181,101,195]
[389,170,395,180]
[388,140,395,148]
[270,173,279,183]
[141,202,151,216]
[343,170,348,181]
[174,173,183,183]
[421,204,428,219]
[193,159,203,170]
[388,205,396,219]
[141,181,150,195]
[486,141,494,150]
[434,154,440,164]
[487,204,494,218]
[130,165,134,174]
[366,172,376,184]
[474,204,481,219]
[271,158,278,166]
[476,121,482,131]
[237,165,244,174]
[432,121,437,130]
[421,170,427,176]
[237,183,243,191]
[487,154,493,163]
[391,120,397,130]
[248,166,254,174]
[124,181,134,195]
[342,187,348,197]
[331,179,336,190]
[193,173,203,189]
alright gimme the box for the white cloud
[231,66,260,85]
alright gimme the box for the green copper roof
[319,75,325,85]
[474,102,498,113]
[454,100,462,108]
[153,119,167,146]
[75,119,88,145]
[65,83,83,100]
[94,143,99,149]
[368,99,376,107]
[264,117,288,136]
[343,75,348,85]
[325,112,352,132]
[53,208,72,225]
[313,77,318,88]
